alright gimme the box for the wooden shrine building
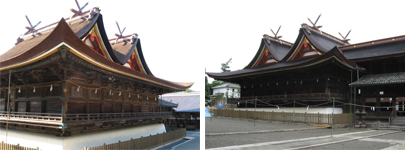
[0,7,192,136]
[207,19,405,124]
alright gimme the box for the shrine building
[0,5,193,141]
[206,16,405,125]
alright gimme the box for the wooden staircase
[391,117,405,126]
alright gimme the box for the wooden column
[61,81,69,114]
[392,96,397,117]
[86,102,89,113]
[376,88,381,117]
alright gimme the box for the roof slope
[350,72,405,87]
[340,35,405,62]
[162,93,200,112]
[0,14,100,63]
[281,27,345,62]
[245,37,291,68]
[206,46,356,80]
[0,18,192,91]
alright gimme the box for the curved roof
[0,13,100,63]
[245,37,291,69]
[206,46,356,80]
[0,12,192,91]
[281,27,345,62]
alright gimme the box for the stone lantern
[361,109,367,128]
[355,109,361,128]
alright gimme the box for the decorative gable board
[287,37,321,61]
[253,47,278,67]
[82,23,113,61]
[125,46,147,74]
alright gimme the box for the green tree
[205,76,211,99]
[221,58,232,73]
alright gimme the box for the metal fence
[0,141,38,150]
[209,108,351,125]
[81,128,186,150]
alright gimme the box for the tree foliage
[221,58,232,73]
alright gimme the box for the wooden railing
[228,93,348,103]
[209,108,351,125]
[65,112,172,122]
[0,141,38,150]
[81,128,187,150]
[0,111,172,128]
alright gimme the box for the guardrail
[81,128,186,150]
[65,112,171,122]
[228,93,348,103]
[209,108,351,125]
[0,111,172,127]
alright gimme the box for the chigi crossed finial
[70,0,89,20]
[270,25,283,43]
[339,30,352,44]
[307,14,322,30]
[23,15,41,37]
[114,21,126,43]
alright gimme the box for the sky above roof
[1,0,405,91]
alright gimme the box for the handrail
[0,111,172,123]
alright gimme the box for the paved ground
[156,129,200,150]
[206,117,405,150]
[206,117,315,133]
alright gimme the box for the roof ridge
[18,8,99,41]
[262,34,293,46]
[301,23,348,45]
[339,34,405,50]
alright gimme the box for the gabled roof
[1,12,101,63]
[206,46,356,80]
[245,36,291,68]
[281,26,345,62]
[0,13,192,91]
[111,37,154,76]
[207,23,356,80]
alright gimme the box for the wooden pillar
[61,81,69,114]
[392,96,397,117]
[122,103,124,113]
[101,102,105,113]
[112,102,115,113]
[86,102,90,113]
[376,88,381,117]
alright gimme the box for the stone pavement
[206,117,405,150]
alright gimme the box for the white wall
[212,87,240,98]
[0,123,166,150]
